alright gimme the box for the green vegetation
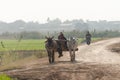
[91,37,104,42]
[0,74,12,80]
[0,39,46,51]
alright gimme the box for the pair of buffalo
[45,36,78,64]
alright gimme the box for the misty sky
[0,0,120,23]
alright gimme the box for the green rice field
[0,39,46,51]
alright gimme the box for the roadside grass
[91,37,105,42]
[0,55,38,71]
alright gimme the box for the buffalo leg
[52,51,55,63]
[47,51,51,63]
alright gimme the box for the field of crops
[0,38,102,51]
[0,39,46,51]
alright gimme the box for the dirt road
[3,38,120,80]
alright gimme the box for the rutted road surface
[3,38,120,80]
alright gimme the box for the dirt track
[3,38,120,80]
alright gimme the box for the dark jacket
[58,34,67,40]
[86,33,91,40]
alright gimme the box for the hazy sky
[0,0,120,23]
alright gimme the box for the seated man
[58,32,68,49]
[58,32,67,40]
[57,32,68,57]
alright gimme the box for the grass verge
[0,55,38,72]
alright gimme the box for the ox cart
[45,37,78,64]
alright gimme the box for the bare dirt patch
[108,42,120,53]
[4,63,120,80]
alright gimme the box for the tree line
[0,30,120,39]
[0,18,120,33]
